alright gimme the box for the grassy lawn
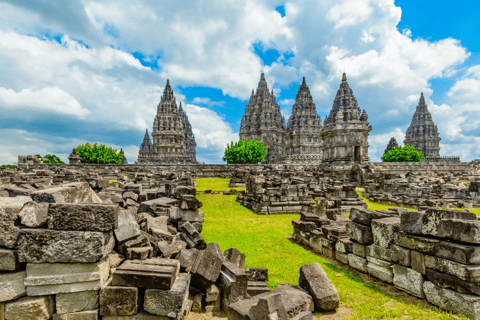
[198,178,467,319]
[195,177,246,192]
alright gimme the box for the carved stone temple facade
[384,137,399,154]
[137,80,197,164]
[282,77,323,164]
[320,73,372,165]
[239,73,286,163]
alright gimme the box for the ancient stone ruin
[384,137,399,154]
[138,80,197,164]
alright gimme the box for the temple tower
[282,77,323,164]
[179,102,197,163]
[137,80,196,164]
[384,137,399,154]
[239,73,286,163]
[321,73,372,164]
[404,93,441,158]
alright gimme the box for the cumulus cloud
[191,97,226,107]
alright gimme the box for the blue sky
[1,0,480,165]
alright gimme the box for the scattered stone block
[371,217,400,248]
[247,281,270,297]
[0,196,31,248]
[56,290,99,315]
[399,210,424,234]
[224,247,246,269]
[190,251,223,289]
[47,203,118,232]
[425,255,480,282]
[218,260,248,309]
[299,263,339,311]
[249,292,288,320]
[112,258,180,290]
[144,273,191,319]
[434,241,480,265]
[18,201,49,227]
[422,208,477,237]
[18,229,114,263]
[179,221,206,250]
[100,286,139,316]
[125,247,152,260]
[31,182,102,203]
[392,265,424,298]
[291,311,314,320]
[348,254,368,273]
[114,209,141,244]
[191,293,203,313]
[438,219,480,244]
[366,257,393,283]
[5,295,54,320]
[245,268,268,282]
[52,310,99,320]
[423,281,480,320]
[101,310,171,319]
[349,208,390,225]
[394,233,438,255]
[346,221,373,245]
[0,271,26,302]
[426,268,480,296]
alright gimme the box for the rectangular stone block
[437,219,480,244]
[52,310,99,320]
[299,263,339,312]
[31,182,103,203]
[322,247,334,258]
[425,255,480,283]
[422,208,477,237]
[426,268,480,296]
[348,254,367,273]
[423,281,480,320]
[191,251,223,289]
[320,237,335,250]
[0,271,26,302]
[100,286,139,316]
[390,244,411,267]
[352,243,366,258]
[25,258,109,296]
[399,210,424,234]
[346,221,373,245]
[434,241,480,265]
[366,244,392,262]
[245,268,268,282]
[112,258,180,290]
[0,196,31,248]
[393,265,424,298]
[247,281,270,297]
[335,238,353,254]
[0,248,19,271]
[217,261,248,309]
[144,273,191,319]
[349,207,391,225]
[48,203,118,232]
[371,217,400,248]
[335,251,349,265]
[115,209,141,244]
[102,310,173,319]
[56,290,99,315]
[394,233,437,255]
[5,295,54,320]
[366,256,393,283]
[18,229,114,263]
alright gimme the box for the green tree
[35,154,65,164]
[75,143,123,164]
[223,139,268,164]
[381,144,424,162]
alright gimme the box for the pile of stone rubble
[0,171,341,319]
[293,206,480,319]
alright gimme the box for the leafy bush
[381,144,424,162]
[223,139,268,164]
[1,164,14,168]
[42,154,65,164]
[75,143,123,164]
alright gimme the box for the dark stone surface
[299,263,339,311]
[100,286,139,316]
[48,203,118,232]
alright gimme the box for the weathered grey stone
[411,250,425,275]
[335,251,349,264]
[5,295,54,320]
[390,244,411,267]
[249,292,288,320]
[102,310,172,319]
[191,293,203,313]
[48,203,118,232]
[299,263,339,311]
[24,258,109,296]
[115,209,141,244]
[352,242,366,258]
[392,265,424,298]
[190,251,223,289]
[346,221,372,245]
[224,247,246,269]
[424,255,480,282]
[247,281,270,297]
[205,284,220,303]
[100,287,139,316]
[205,243,224,261]
[349,208,390,226]
[56,290,99,315]
[0,302,4,320]
[0,196,32,248]
[394,233,438,255]
[291,311,314,320]
[426,268,480,296]
[434,241,480,265]
[144,273,191,319]
[399,210,424,234]
[335,238,353,254]
[437,219,480,244]
[0,248,19,271]
[31,182,102,203]
[125,247,152,260]
[179,221,206,250]
[0,271,26,302]
[112,258,180,290]
[366,257,393,283]
[138,198,178,216]
[117,235,150,256]
[18,201,49,227]
[422,208,477,237]
[366,244,392,262]
[245,268,268,282]
[18,229,114,263]
[218,260,248,309]
[371,217,400,248]
[423,281,480,320]
[348,254,368,273]
[52,310,99,320]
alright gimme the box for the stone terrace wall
[293,207,480,319]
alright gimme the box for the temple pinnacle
[342,73,347,82]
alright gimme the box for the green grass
[195,178,246,192]
[198,178,467,319]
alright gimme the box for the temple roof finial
[342,73,347,81]
[302,77,306,85]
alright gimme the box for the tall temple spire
[256,73,269,92]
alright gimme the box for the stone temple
[137,80,197,164]
[384,137,399,154]
[239,73,286,163]
[321,73,372,164]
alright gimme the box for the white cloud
[368,127,405,161]
[328,0,375,29]
[279,99,295,106]
[191,97,225,107]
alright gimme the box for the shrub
[75,143,123,164]
[223,139,268,164]
[381,144,424,162]
[41,154,65,164]
[1,164,14,168]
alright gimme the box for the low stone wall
[292,207,480,319]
